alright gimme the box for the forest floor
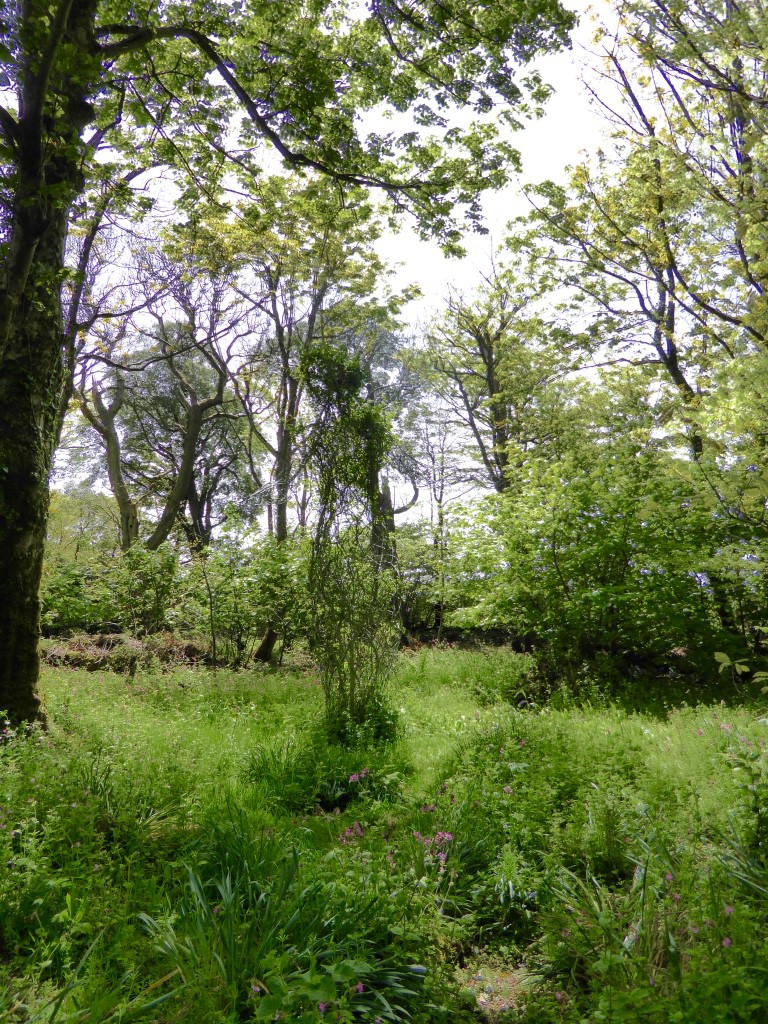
[2,647,767,1023]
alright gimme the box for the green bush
[310,528,401,745]
[111,545,180,635]
[182,536,310,668]
[40,558,119,635]
[241,735,411,813]
[448,426,752,686]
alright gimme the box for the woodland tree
[75,237,250,553]
[521,0,768,444]
[0,0,574,721]
[510,0,768,646]
[304,340,400,743]
[419,264,581,492]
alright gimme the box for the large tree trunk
[253,626,279,664]
[0,209,70,724]
[145,404,207,551]
[0,316,64,723]
[0,0,99,724]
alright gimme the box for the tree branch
[95,23,429,196]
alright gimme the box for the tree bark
[0,282,65,724]
[254,360,298,663]
[253,430,292,662]
[79,382,140,551]
[0,0,100,724]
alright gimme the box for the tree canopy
[0,0,577,723]
[11,0,768,729]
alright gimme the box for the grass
[1,648,768,1022]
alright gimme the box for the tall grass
[1,652,767,1022]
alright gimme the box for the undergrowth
[1,649,767,1022]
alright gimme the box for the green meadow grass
[1,650,767,1023]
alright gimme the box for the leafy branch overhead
[0,0,575,258]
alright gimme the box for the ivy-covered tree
[304,341,400,742]
[208,177,402,657]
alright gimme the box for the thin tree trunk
[254,397,295,663]
[80,384,140,551]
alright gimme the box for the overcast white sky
[377,0,611,324]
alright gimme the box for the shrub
[309,528,401,745]
[181,536,310,668]
[241,735,411,813]
[110,545,179,636]
[40,558,119,635]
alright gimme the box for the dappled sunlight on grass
[42,665,326,793]
[2,653,766,1022]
